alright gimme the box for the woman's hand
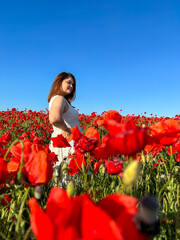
[61,129,71,139]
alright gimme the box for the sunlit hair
[48,72,76,103]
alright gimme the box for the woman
[48,72,83,171]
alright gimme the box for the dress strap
[63,97,72,106]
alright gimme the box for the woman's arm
[49,96,71,137]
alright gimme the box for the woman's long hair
[48,72,76,103]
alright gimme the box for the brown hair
[48,72,76,103]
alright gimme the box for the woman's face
[61,77,74,96]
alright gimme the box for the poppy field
[0,108,180,240]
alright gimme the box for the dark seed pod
[135,195,160,238]
[136,219,160,238]
[34,185,43,200]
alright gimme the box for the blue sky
[1,0,180,117]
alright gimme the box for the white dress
[49,95,83,167]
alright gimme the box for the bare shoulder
[52,95,64,102]
[50,95,68,112]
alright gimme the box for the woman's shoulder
[50,95,66,103]
[49,95,68,110]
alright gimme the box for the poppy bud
[174,167,179,175]
[123,161,139,189]
[99,164,105,174]
[9,201,16,219]
[15,169,24,185]
[81,162,85,171]
[146,155,150,163]
[159,174,167,182]
[110,180,116,189]
[61,162,68,173]
[66,180,76,197]
[141,154,146,163]
[34,185,43,200]
[115,185,120,193]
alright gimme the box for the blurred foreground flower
[94,119,148,159]
[29,187,148,240]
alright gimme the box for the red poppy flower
[173,140,180,151]
[10,140,32,162]
[33,136,43,144]
[67,126,82,142]
[167,146,178,155]
[68,153,86,176]
[75,135,99,154]
[167,141,180,155]
[8,140,54,186]
[148,119,180,145]
[1,193,11,207]
[23,149,53,186]
[0,147,11,158]
[94,119,148,158]
[7,157,20,175]
[152,163,159,169]
[145,119,180,153]
[109,128,147,155]
[144,136,165,154]
[105,158,123,176]
[94,160,103,174]
[85,127,100,144]
[98,194,147,240]
[47,151,58,164]
[50,134,71,148]
[103,110,122,123]
[0,158,11,184]
[0,131,12,146]
[93,143,119,159]
[28,187,147,240]
[176,153,180,162]
[97,119,123,133]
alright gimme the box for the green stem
[156,164,161,194]
[23,226,31,240]
[0,232,8,240]
[19,139,24,172]
[170,145,173,171]
[177,184,180,207]
[4,139,24,170]
[15,187,30,236]
[3,139,20,160]
[73,155,84,174]
[160,153,169,177]
[117,175,125,193]
[86,152,94,171]
[158,179,171,200]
